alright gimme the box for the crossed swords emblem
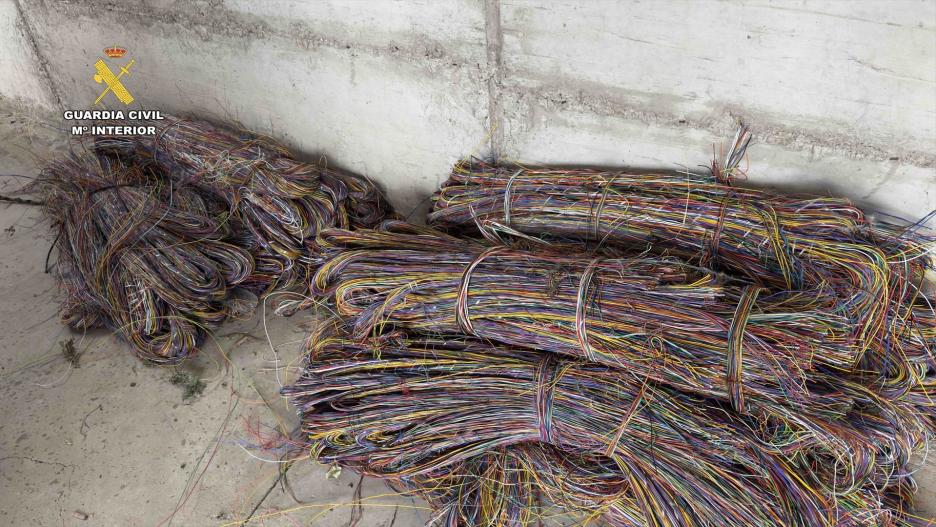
[94,58,135,105]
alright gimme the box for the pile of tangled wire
[32,116,392,363]
[286,129,935,526]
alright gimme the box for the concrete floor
[0,102,933,526]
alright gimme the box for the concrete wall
[0,0,56,109]
[6,0,936,220]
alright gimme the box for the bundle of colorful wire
[285,320,932,526]
[91,116,392,296]
[285,217,935,525]
[33,119,392,362]
[267,125,935,524]
[428,154,935,389]
[33,146,253,362]
[313,224,868,418]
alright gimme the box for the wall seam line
[483,0,504,161]
[13,0,65,111]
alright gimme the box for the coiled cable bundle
[32,118,393,362]
[285,319,932,526]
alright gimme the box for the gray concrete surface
[0,0,934,525]
[0,0,55,109]
[3,0,934,219]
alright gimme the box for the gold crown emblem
[104,46,127,58]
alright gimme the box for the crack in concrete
[238,469,285,527]
[1,455,78,526]
[0,455,77,471]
